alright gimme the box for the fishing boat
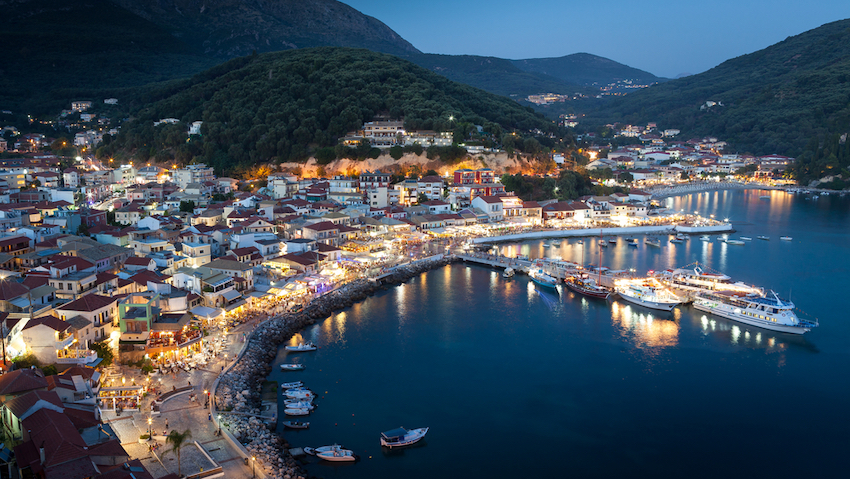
[285,342,317,352]
[694,290,817,335]
[282,421,310,429]
[757,236,770,240]
[739,236,753,241]
[502,267,515,279]
[380,427,429,448]
[305,444,345,456]
[645,238,661,247]
[280,364,305,371]
[529,270,559,290]
[284,407,311,416]
[725,239,745,245]
[614,278,681,311]
[317,447,357,462]
[565,275,610,299]
[281,381,303,389]
[780,236,793,241]
[699,235,711,241]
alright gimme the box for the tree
[164,429,193,476]
[417,192,428,204]
[389,145,403,160]
[79,178,87,186]
[179,200,195,213]
[90,341,114,368]
[76,223,90,236]
[680,170,690,180]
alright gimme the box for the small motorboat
[280,364,305,371]
[285,389,315,400]
[305,444,345,456]
[502,267,515,279]
[645,238,661,247]
[380,427,429,448]
[760,195,770,199]
[552,239,561,246]
[699,235,711,241]
[542,241,551,248]
[285,342,317,352]
[576,240,583,244]
[284,407,311,416]
[675,233,688,241]
[780,236,793,241]
[608,238,618,244]
[598,240,608,247]
[281,381,303,389]
[725,239,745,245]
[739,236,753,241]
[757,235,770,240]
[283,400,315,409]
[282,421,310,429]
[317,448,357,462]
[670,238,683,244]
[529,270,559,290]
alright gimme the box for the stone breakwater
[215,255,456,479]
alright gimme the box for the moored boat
[284,400,315,409]
[529,270,559,290]
[305,444,345,456]
[380,427,429,448]
[552,239,561,246]
[598,240,608,247]
[285,389,315,400]
[281,381,303,390]
[284,407,311,416]
[614,278,681,311]
[317,447,357,462]
[780,236,793,241]
[542,241,551,248]
[645,238,661,247]
[503,267,515,279]
[608,238,618,244]
[757,235,770,240]
[670,238,683,244]
[564,275,611,299]
[694,290,817,334]
[700,235,711,241]
[739,236,753,241]
[282,421,310,429]
[725,239,745,245]
[285,342,317,352]
[280,364,305,371]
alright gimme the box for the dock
[457,254,622,288]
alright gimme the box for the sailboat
[565,232,612,299]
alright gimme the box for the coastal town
[0,106,819,479]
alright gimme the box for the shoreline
[212,255,456,479]
[471,224,734,244]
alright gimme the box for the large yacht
[693,290,817,334]
[653,265,762,295]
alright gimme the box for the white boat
[280,364,305,371]
[305,444,345,456]
[285,390,315,400]
[281,381,303,390]
[670,238,683,244]
[759,195,770,199]
[285,342,317,352]
[503,267,515,279]
[283,400,315,409]
[725,239,745,245]
[380,427,429,448]
[699,235,711,241]
[653,265,763,296]
[284,407,311,416]
[675,233,688,241]
[529,270,559,290]
[552,240,561,246]
[757,236,770,240]
[694,290,817,335]
[780,236,793,241]
[542,241,551,248]
[598,240,608,247]
[739,236,753,241]
[614,278,681,311]
[645,238,662,248]
[317,447,357,462]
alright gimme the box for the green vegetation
[583,19,850,163]
[91,340,115,368]
[179,201,196,213]
[102,48,567,174]
[164,429,193,476]
[511,53,663,87]
[501,171,615,201]
[792,133,850,186]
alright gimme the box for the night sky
[345,0,850,78]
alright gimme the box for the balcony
[56,348,97,364]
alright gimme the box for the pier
[457,253,622,288]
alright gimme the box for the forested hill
[102,48,565,174]
[511,53,663,87]
[582,19,850,158]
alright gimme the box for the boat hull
[380,428,429,448]
[531,277,559,290]
[617,291,678,311]
[693,299,810,334]
[564,280,610,299]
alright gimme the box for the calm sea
[270,189,850,479]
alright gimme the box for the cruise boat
[380,427,429,448]
[529,270,559,290]
[693,290,817,334]
[503,267,515,279]
[614,278,681,311]
[285,342,317,352]
[645,238,662,248]
[653,265,762,296]
[564,275,610,299]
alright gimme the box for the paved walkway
[103,320,258,478]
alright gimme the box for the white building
[174,164,215,189]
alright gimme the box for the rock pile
[215,255,455,478]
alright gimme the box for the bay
[269,189,850,478]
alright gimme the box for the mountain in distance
[582,18,850,160]
[0,0,419,113]
[102,47,564,174]
[110,0,420,58]
[511,52,665,87]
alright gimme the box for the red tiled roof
[0,368,47,396]
[124,257,153,266]
[303,221,338,232]
[23,315,70,332]
[5,390,64,419]
[57,294,116,312]
[0,279,29,301]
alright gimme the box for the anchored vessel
[653,265,762,296]
[693,290,817,334]
[380,427,429,448]
[614,278,681,311]
[529,270,559,290]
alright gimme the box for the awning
[222,289,242,302]
[190,306,223,319]
[9,297,30,309]
[428,227,446,234]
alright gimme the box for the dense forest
[101,48,568,174]
[581,19,850,167]
[792,133,850,187]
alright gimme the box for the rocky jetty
[215,255,455,478]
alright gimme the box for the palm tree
[164,429,193,476]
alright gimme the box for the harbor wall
[471,224,734,244]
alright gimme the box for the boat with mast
[565,233,612,299]
[693,290,817,334]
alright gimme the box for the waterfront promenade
[470,224,734,244]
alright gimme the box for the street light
[252,456,256,478]
[217,415,222,435]
[147,417,152,437]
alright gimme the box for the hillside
[102,48,566,174]
[408,54,589,98]
[512,53,664,86]
[0,0,419,113]
[582,19,850,161]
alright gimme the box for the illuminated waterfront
[269,189,848,478]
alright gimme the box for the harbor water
[269,189,849,478]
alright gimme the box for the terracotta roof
[23,315,71,332]
[0,368,47,396]
[5,390,64,419]
[0,279,30,301]
[303,221,338,232]
[57,294,116,312]
[124,257,154,266]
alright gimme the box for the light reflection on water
[610,301,679,350]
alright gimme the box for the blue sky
[345,0,850,78]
